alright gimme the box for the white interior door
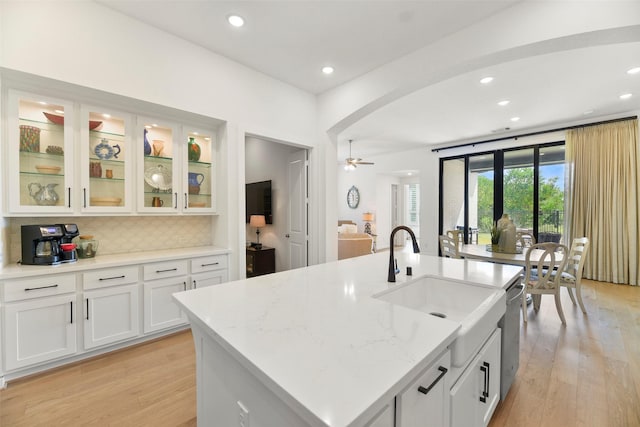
[288,149,307,269]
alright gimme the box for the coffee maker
[21,224,79,265]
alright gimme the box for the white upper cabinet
[184,126,216,213]
[79,105,133,213]
[7,90,75,214]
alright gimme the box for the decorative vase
[143,129,152,156]
[188,137,201,162]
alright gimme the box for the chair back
[564,237,590,278]
[516,231,536,249]
[445,229,463,245]
[524,242,568,290]
[439,235,461,259]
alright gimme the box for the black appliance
[21,224,79,265]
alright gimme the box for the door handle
[417,366,448,395]
[480,362,489,403]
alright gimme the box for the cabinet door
[143,277,188,333]
[137,116,181,212]
[184,127,216,212]
[79,105,133,212]
[83,284,140,350]
[7,90,74,214]
[396,350,451,427]
[450,328,501,427]
[4,294,77,371]
[191,270,228,290]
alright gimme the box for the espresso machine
[21,224,79,265]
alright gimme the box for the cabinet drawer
[3,274,76,302]
[83,266,139,291]
[143,260,188,281]
[190,254,227,274]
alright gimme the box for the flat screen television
[245,180,273,224]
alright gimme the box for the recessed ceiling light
[627,67,640,75]
[38,101,47,105]
[54,109,64,114]
[510,117,520,122]
[480,77,494,84]
[144,125,152,129]
[407,172,412,176]
[497,100,510,106]
[322,66,334,75]
[102,113,111,118]
[583,109,594,115]
[227,14,244,27]
[620,93,633,100]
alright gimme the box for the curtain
[565,119,639,285]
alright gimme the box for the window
[439,142,564,244]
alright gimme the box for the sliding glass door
[439,142,565,245]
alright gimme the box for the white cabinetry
[450,328,501,427]
[396,350,451,427]
[6,90,75,214]
[2,275,77,371]
[143,260,189,333]
[82,266,140,350]
[190,254,228,289]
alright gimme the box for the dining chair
[439,235,461,259]
[558,237,590,313]
[522,242,569,324]
[515,231,536,249]
[445,229,463,245]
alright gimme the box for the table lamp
[250,215,266,249]
[362,212,374,234]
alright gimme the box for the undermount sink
[374,276,506,367]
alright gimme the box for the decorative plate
[144,164,172,191]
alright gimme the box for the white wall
[245,137,300,273]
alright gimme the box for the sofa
[338,222,374,260]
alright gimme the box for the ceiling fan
[344,140,374,170]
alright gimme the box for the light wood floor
[1,279,639,427]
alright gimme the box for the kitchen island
[173,252,522,427]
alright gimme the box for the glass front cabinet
[8,90,75,214]
[138,117,216,213]
[5,89,218,216]
[80,105,132,212]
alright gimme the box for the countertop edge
[0,246,231,280]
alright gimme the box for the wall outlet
[238,401,250,427]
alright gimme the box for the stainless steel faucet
[388,226,420,282]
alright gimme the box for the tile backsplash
[8,216,214,264]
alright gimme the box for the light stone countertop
[174,252,523,426]
[0,246,230,280]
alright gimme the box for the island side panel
[192,327,316,427]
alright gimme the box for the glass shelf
[88,157,125,165]
[144,155,173,162]
[20,171,65,178]
[89,177,125,182]
[20,151,65,160]
[90,129,125,138]
[188,160,212,168]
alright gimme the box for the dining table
[458,244,563,267]
[458,243,564,308]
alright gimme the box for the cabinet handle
[68,187,71,208]
[184,193,188,209]
[193,280,197,289]
[155,268,178,273]
[70,301,73,324]
[83,188,87,208]
[183,281,187,291]
[24,284,58,291]
[99,275,125,281]
[174,192,178,209]
[417,366,448,395]
[201,262,219,267]
[86,298,90,320]
[480,362,490,403]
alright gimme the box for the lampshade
[249,215,266,228]
[362,212,374,222]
